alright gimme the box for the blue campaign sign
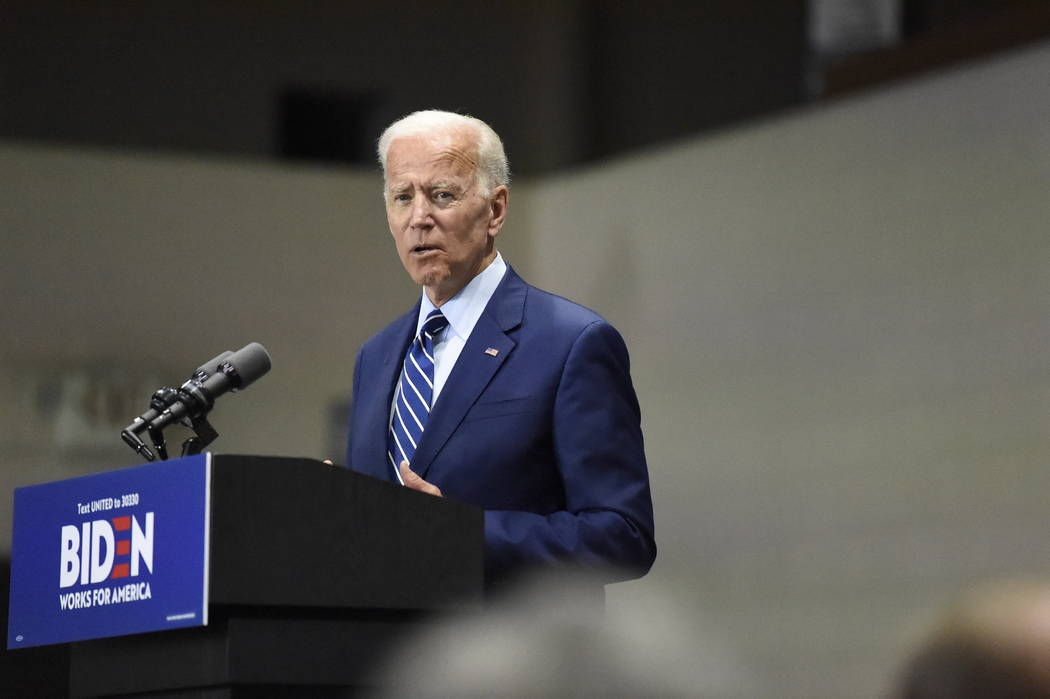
[7,454,211,649]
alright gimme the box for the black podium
[66,455,483,698]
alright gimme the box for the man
[345,110,655,586]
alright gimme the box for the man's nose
[409,196,433,227]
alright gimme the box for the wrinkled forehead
[385,128,480,182]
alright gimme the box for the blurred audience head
[374,570,749,698]
[894,580,1050,699]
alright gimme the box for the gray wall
[2,40,1048,698]
[526,42,1050,696]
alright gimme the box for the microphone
[147,342,271,432]
[133,351,235,430]
[121,350,234,441]
[121,343,271,460]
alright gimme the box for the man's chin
[408,265,451,290]
[416,271,447,287]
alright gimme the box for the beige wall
[2,40,1048,698]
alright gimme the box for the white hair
[377,110,510,196]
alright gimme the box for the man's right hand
[400,461,443,497]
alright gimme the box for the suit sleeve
[482,320,656,583]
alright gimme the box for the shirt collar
[417,252,507,341]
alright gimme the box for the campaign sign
[7,454,211,649]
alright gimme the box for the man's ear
[488,185,509,236]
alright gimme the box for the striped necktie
[388,310,448,483]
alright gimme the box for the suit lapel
[412,268,527,478]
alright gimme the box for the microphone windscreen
[227,342,271,388]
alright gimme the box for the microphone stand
[181,413,218,457]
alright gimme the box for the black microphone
[121,350,234,442]
[121,343,270,460]
[147,342,271,432]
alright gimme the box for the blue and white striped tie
[388,310,448,484]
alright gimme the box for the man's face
[384,129,507,306]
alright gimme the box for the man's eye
[393,193,411,203]
[435,191,454,202]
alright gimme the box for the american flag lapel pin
[484,347,500,357]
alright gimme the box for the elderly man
[345,110,655,586]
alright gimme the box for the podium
[9,455,483,698]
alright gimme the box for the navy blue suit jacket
[346,266,656,584]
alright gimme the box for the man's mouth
[412,245,441,254]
